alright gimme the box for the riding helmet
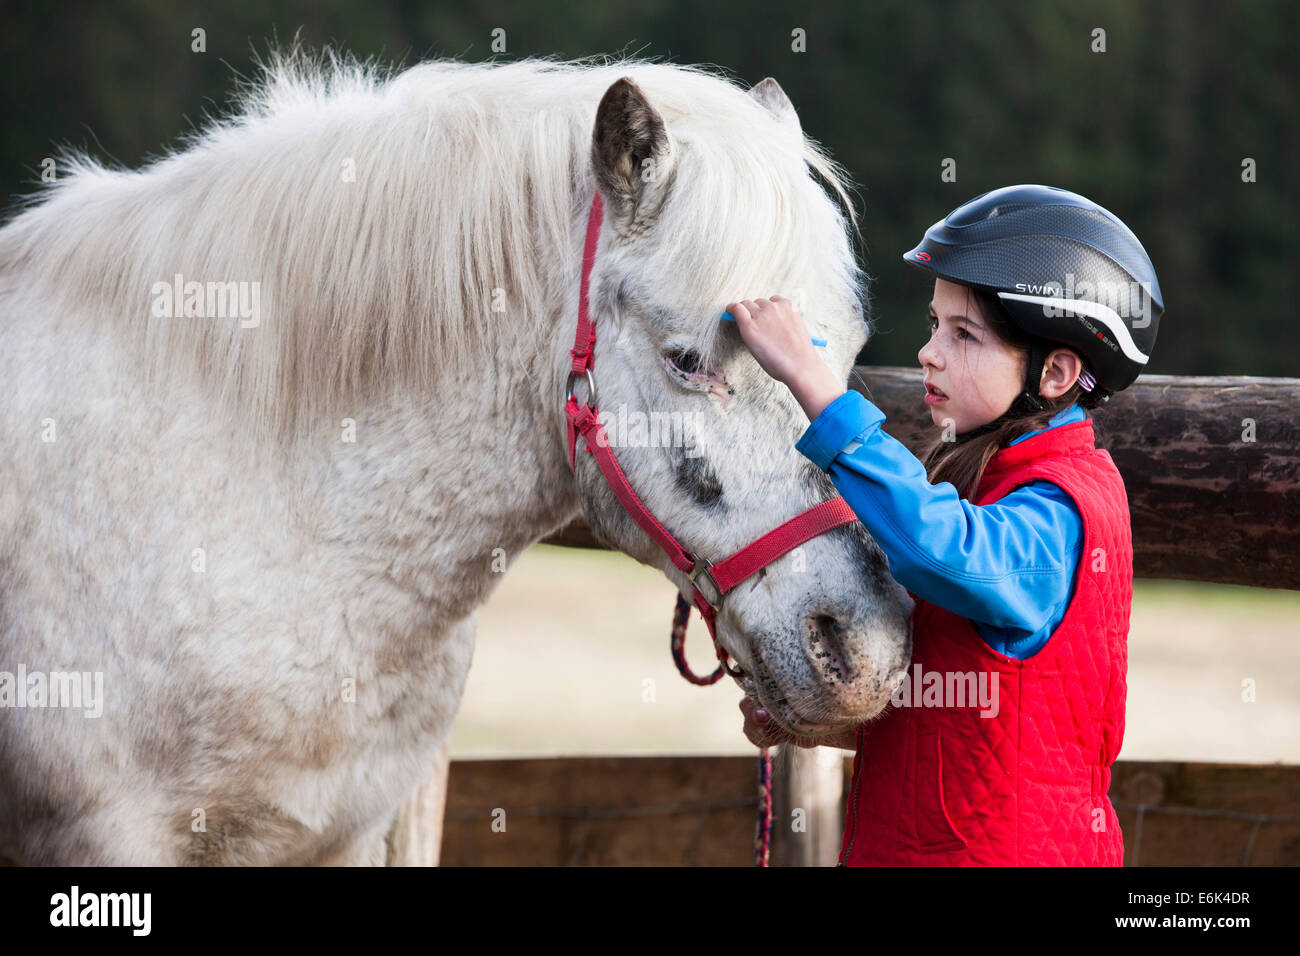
[903,184,1163,410]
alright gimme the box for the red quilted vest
[840,418,1131,866]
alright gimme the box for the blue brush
[721,311,827,348]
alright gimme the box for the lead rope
[672,594,773,867]
[755,746,773,867]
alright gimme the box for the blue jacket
[795,391,1085,659]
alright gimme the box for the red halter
[563,190,859,684]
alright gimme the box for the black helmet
[903,184,1163,411]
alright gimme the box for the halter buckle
[689,554,723,612]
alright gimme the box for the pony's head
[567,70,912,734]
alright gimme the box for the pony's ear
[748,77,801,136]
[590,77,677,235]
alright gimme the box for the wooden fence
[435,756,1300,866]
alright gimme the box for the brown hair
[918,285,1094,500]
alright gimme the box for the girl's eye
[666,349,704,374]
[928,316,972,341]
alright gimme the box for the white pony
[0,51,912,865]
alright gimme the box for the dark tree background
[2,0,1295,376]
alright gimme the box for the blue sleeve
[795,390,1083,636]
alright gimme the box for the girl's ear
[1039,348,1084,399]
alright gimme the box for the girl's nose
[918,339,939,368]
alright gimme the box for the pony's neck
[306,252,586,624]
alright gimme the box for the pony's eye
[665,349,704,375]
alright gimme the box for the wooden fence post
[385,733,453,866]
[770,745,847,866]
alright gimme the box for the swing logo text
[889,663,999,718]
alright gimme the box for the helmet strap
[1016,339,1052,413]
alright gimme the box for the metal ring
[565,369,596,407]
[689,555,723,611]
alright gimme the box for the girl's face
[917,278,1026,434]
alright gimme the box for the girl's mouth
[924,383,948,404]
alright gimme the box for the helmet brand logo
[1015,282,1062,296]
[1016,275,1153,326]
[1076,315,1118,352]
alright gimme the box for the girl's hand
[726,295,847,421]
[726,295,817,386]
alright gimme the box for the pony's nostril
[806,612,851,684]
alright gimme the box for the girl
[730,184,1164,866]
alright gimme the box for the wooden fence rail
[436,756,1300,866]
[543,369,1300,589]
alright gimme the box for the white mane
[0,49,866,443]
